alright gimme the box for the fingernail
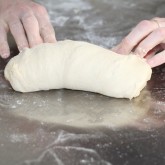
[135,47,147,57]
[112,45,123,54]
[111,46,118,52]
[18,46,24,52]
[1,52,10,59]
[18,45,28,53]
[147,60,154,67]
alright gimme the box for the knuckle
[32,3,47,15]
[20,5,31,13]
[152,17,161,21]
[11,4,32,17]
[22,14,34,24]
[20,7,33,20]
[5,6,16,17]
[138,20,152,28]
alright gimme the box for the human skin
[113,17,165,68]
[0,0,56,58]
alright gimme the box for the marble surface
[0,0,165,165]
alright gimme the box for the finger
[8,19,29,51]
[145,45,162,60]
[160,43,165,49]
[147,51,165,68]
[40,21,56,43]
[31,3,56,43]
[114,20,158,55]
[0,26,10,58]
[21,11,43,47]
[151,17,165,27]
[134,28,165,57]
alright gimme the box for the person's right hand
[0,0,56,58]
[112,17,165,68]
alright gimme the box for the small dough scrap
[4,40,152,99]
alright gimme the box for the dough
[4,40,152,99]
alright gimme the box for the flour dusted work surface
[4,40,152,99]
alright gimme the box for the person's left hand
[112,17,165,68]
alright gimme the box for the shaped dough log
[4,40,152,99]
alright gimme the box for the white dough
[4,40,152,99]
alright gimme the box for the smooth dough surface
[4,40,152,99]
